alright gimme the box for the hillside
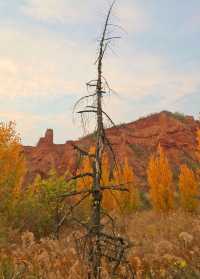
[23,111,200,187]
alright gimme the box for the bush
[10,170,75,238]
[171,112,186,122]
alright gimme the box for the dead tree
[61,2,135,278]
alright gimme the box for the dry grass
[125,210,200,278]
[0,210,200,278]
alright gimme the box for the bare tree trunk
[62,2,135,278]
[90,6,113,277]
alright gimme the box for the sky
[0,0,200,145]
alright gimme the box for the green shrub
[10,170,75,238]
[0,257,17,279]
[139,191,151,210]
[171,112,186,122]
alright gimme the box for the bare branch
[66,172,93,183]
[73,93,97,114]
[107,23,128,34]
[60,188,92,199]
[102,128,121,173]
[57,193,91,229]
[71,142,95,158]
[77,110,97,114]
[104,36,121,41]
[102,75,112,94]
[68,1,135,276]
[102,110,116,127]
[86,80,98,87]
[101,185,129,192]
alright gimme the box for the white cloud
[1,110,43,144]
[106,46,200,101]
[185,15,198,32]
[1,1,200,144]
[0,109,82,145]
[0,26,95,98]
[20,0,101,24]
[115,1,150,33]
[20,0,149,33]
[0,24,199,121]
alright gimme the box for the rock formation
[23,111,200,187]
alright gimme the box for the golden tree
[112,158,139,213]
[197,129,200,156]
[0,121,26,205]
[77,150,118,212]
[196,129,200,178]
[179,164,199,212]
[147,145,174,211]
[101,153,114,211]
[121,158,139,212]
[75,146,94,215]
[195,129,200,183]
[76,151,139,214]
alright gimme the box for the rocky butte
[23,111,200,187]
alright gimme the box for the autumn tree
[197,129,200,157]
[76,148,113,213]
[0,121,26,211]
[179,164,199,212]
[113,158,139,213]
[76,146,94,215]
[101,154,140,213]
[122,158,140,212]
[196,129,200,179]
[101,153,115,211]
[147,145,174,212]
[76,151,136,214]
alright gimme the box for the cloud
[20,0,149,33]
[1,1,200,145]
[1,110,43,144]
[0,23,199,123]
[114,1,150,33]
[0,25,95,98]
[185,13,200,33]
[0,108,82,145]
[103,49,200,105]
[20,0,102,24]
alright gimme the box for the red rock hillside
[23,111,200,187]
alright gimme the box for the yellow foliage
[147,145,174,212]
[121,158,140,213]
[112,158,139,213]
[76,148,139,213]
[197,129,200,156]
[76,146,94,214]
[111,165,124,212]
[196,129,200,178]
[101,153,110,186]
[0,121,26,201]
[101,153,114,211]
[179,164,199,212]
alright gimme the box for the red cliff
[23,111,200,187]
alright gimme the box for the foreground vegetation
[0,120,200,278]
[1,210,200,278]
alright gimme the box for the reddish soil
[23,111,200,187]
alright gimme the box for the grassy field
[0,209,200,278]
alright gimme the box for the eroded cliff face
[23,111,200,187]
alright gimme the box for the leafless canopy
[61,2,135,278]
